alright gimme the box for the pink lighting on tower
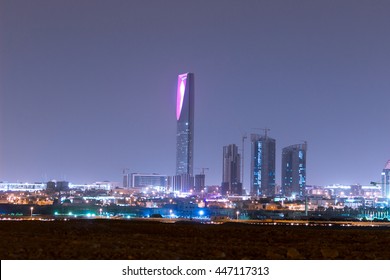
[176,73,188,120]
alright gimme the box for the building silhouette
[222,144,242,195]
[250,133,276,197]
[281,143,307,197]
[123,169,130,188]
[194,174,205,193]
[171,174,194,193]
[175,73,195,192]
[381,160,390,198]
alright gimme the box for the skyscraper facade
[175,73,195,192]
[176,73,194,175]
[281,143,307,197]
[250,134,276,197]
[222,144,242,195]
[381,160,390,198]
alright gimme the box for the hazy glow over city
[0,0,389,187]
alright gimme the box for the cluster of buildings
[122,72,308,199]
[164,72,389,201]
[1,72,390,216]
[221,138,307,198]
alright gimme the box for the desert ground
[1,219,389,259]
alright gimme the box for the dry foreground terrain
[1,219,390,260]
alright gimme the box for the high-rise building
[171,174,194,193]
[222,144,242,195]
[123,169,130,188]
[176,72,194,176]
[281,143,307,197]
[381,160,390,198]
[175,73,195,192]
[250,134,276,197]
[194,174,205,193]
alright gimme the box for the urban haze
[1,0,389,187]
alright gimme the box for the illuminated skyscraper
[381,160,390,198]
[222,144,242,195]
[250,133,276,197]
[175,73,194,192]
[281,143,307,197]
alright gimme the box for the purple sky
[1,0,389,187]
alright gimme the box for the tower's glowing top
[176,73,188,120]
[385,160,390,170]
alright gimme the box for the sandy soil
[0,219,389,259]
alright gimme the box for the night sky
[1,0,389,188]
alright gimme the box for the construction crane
[199,167,209,175]
[252,128,270,138]
[195,167,209,175]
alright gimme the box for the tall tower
[176,73,194,175]
[175,73,194,192]
[281,143,307,197]
[250,134,276,197]
[222,144,242,195]
[381,160,390,198]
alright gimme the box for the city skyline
[1,1,389,186]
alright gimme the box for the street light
[99,208,103,217]
[30,207,34,218]
[236,211,240,221]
